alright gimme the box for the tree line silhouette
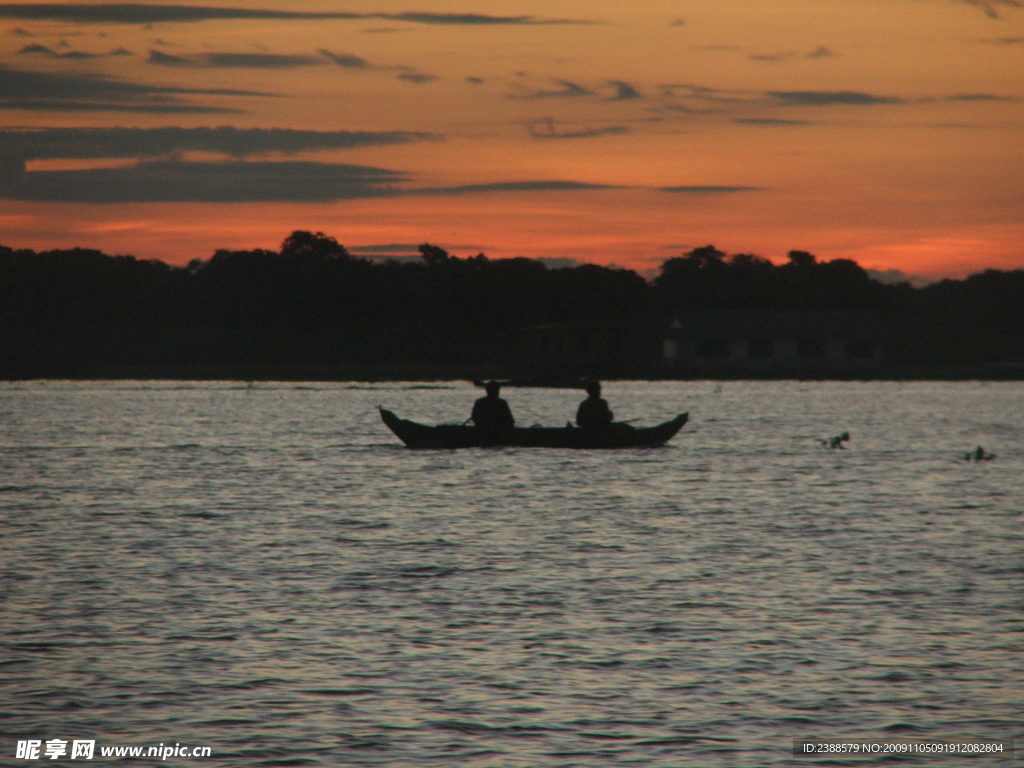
[1,231,1021,378]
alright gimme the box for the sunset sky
[1,0,1022,280]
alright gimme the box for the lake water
[1,380,1021,767]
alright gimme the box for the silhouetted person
[822,431,850,449]
[965,445,994,461]
[576,381,614,430]
[471,380,514,437]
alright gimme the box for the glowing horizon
[1,0,1022,282]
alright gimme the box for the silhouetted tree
[786,250,817,268]
[2,235,1021,378]
[419,243,452,267]
[280,230,351,262]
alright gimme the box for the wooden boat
[379,407,687,449]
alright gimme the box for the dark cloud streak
[0,99,237,113]
[396,72,438,84]
[0,64,264,113]
[659,185,761,194]
[422,181,761,197]
[607,80,641,100]
[527,120,629,139]
[0,160,409,202]
[511,79,595,99]
[319,50,372,68]
[807,46,836,58]
[0,4,580,26]
[945,92,1015,101]
[768,90,904,106]
[0,126,441,161]
[148,49,323,68]
[413,180,621,195]
[749,51,795,63]
[734,118,813,126]
[19,42,133,59]
[387,12,571,25]
[0,158,762,202]
[960,0,1022,19]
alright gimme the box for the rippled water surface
[2,380,1021,766]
